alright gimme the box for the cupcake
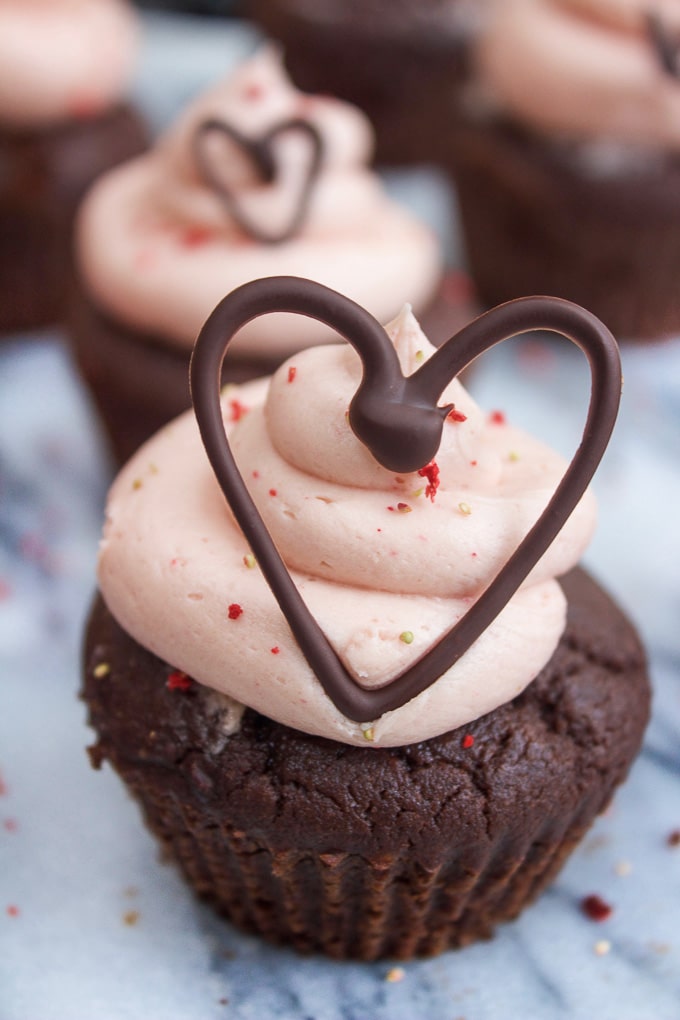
[0,0,147,334]
[247,0,486,166]
[450,0,680,341]
[82,277,650,960]
[70,49,446,464]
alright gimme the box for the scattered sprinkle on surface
[667,829,680,847]
[93,662,111,679]
[6,905,19,918]
[228,603,244,620]
[458,502,472,516]
[399,631,414,645]
[243,553,256,569]
[461,734,475,749]
[132,478,143,491]
[489,410,506,425]
[123,910,140,927]
[287,366,297,383]
[385,967,406,983]
[270,647,280,655]
[594,940,611,956]
[362,728,375,742]
[581,894,613,922]
[614,860,632,877]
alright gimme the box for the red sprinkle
[68,92,101,119]
[269,489,277,497]
[252,470,260,479]
[228,603,244,620]
[6,905,19,918]
[180,226,214,248]
[228,399,249,422]
[581,894,613,922]
[0,580,11,601]
[489,410,507,425]
[167,670,193,692]
[461,734,475,749]
[3,819,17,832]
[667,830,680,847]
[417,461,440,502]
[470,460,478,467]
[447,408,467,424]
[243,83,264,101]
[287,366,297,383]
[271,646,280,655]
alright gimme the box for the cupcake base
[450,118,680,342]
[248,0,473,166]
[83,568,649,960]
[69,276,479,465]
[0,105,147,335]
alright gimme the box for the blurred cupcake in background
[70,49,449,464]
[0,0,147,334]
[247,0,486,166]
[449,0,680,341]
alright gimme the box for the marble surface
[2,13,680,1020]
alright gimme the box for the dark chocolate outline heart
[190,277,621,722]
[192,117,324,244]
[646,11,680,78]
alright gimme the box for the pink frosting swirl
[77,50,442,357]
[0,0,139,127]
[98,309,597,747]
[478,0,680,148]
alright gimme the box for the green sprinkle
[458,502,472,516]
[243,553,257,569]
[400,631,414,645]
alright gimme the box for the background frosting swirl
[98,310,597,747]
[478,0,680,148]
[0,0,139,126]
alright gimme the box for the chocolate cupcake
[82,278,649,959]
[450,0,680,341]
[70,50,447,464]
[0,0,147,334]
[247,0,486,166]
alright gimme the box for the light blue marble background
[1,13,679,1020]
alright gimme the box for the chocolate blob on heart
[192,117,323,245]
[190,277,621,722]
[646,11,680,78]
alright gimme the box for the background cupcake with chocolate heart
[70,49,447,464]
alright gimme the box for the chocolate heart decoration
[192,117,323,244]
[646,11,680,78]
[190,277,621,722]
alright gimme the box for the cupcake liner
[83,569,649,961]
[98,756,614,959]
[450,119,680,342]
